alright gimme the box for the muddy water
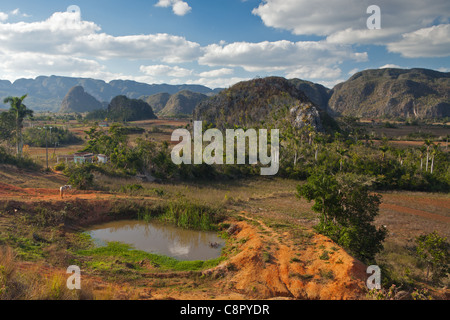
[86,220,225,261]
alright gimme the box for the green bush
[64,164,94,190]
[415,231,449,284]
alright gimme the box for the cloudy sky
[0,0,449,89]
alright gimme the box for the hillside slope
[329,68,450,118]
[159,90,208,117]
[289,79,331,112]
[193,77,328,132]
[59,86,104,113]
[108,95,157,121]
[139,93,171,114]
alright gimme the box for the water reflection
[86,220,224,261]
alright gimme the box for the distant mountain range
[0,68,448,119]
[0,75,222,112]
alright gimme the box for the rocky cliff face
[289,79,331,112]
[59,86,103,113]
[193,77,327,132]
[328,68,450,119]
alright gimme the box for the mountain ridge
[1,67,448,119]
[0,75,220,112]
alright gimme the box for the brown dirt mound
[214,215,367,300]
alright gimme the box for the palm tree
[430,143,440,174]
[396,149,406,166]
[423,139,433,172]
[336,147,348,171]
[3,94,33,157]
[418,146,426,171]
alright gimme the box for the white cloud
[379,64,403,69]
[10,8,31,18]
[0,11,201,64]
[0,51,111,81]
[199,40,367,78]
[156,0,192,16]
[198,68,234,78]
[326,27,406,45]
[185,77,250,89]
[317,79,347,89]
[285,66,342,80]
[348,68,359,75]
[0,12,8,21]
[387,24,450,58]
[253,0,450,38]
[140,64,193,77]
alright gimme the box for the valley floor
[0,165,448,300]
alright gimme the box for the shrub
[64,164,94,190]
[415,231,449,284]
[297,171,386,263]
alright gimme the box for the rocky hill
[289,79,331,112]
[139,93,171,114]
[108,95,157,122]
[193,77,330,132]
[0,75,219,112]
[329,68,450,118]
[59,86,104,113]
[159,90,208,117]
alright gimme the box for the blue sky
[0,0,449,89]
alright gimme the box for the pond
[85,220,225,261]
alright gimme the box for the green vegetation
[298,171,387,263]
[0,146,40,170]
[415,232,449,284]
[3,94,34,156]
[77,242,224,272]
[158,200,224,231]
[23,126,82,147]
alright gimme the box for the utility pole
[39,126,52,170]
[45,128,48,169]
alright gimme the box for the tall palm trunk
[431,156,434,174]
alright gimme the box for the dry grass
[0,246,95,300]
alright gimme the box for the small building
[74,152,94,164]
[57,155,74,163]
[97,154,108,164]
[99,121,109,127]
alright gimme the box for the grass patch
[319,250,330,261]
[158,200,224,231]
[77,242,224,272]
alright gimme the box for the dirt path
[381,203,450,223]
